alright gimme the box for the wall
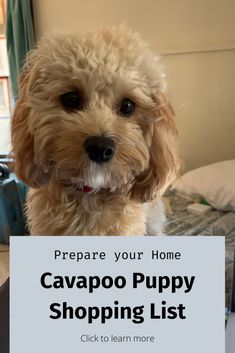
[33,0,235,171]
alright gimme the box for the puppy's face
[12,26,179,202]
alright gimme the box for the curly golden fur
[11,25,179,235]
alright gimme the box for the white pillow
[172,160,235,211]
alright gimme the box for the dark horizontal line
[161,47,235,56]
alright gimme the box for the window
[0,0,11,156]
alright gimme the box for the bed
[164,189,235,308]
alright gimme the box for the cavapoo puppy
[11,25,179,235]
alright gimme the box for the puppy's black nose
[84,136,115,164]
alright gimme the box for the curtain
[6,0,35,100]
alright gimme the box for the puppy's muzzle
[84,136,115,164]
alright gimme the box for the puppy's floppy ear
[11,50,49,187]
[130,91,180,203]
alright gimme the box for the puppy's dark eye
[60,91,81,110]
[119,98,135,117]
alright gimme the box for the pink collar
[79,185,93,193]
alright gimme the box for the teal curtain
[6,0,35,100]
